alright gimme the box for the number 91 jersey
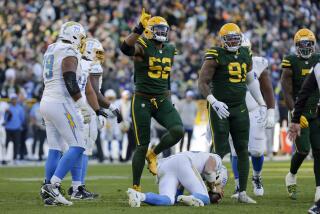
[134,37,176,95]
[205,46,252,107]
[42,41,82,103]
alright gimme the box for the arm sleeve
[204,48,219,61]
[292,69,318,123]
[281,56,292,69]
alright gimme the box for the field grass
[0,160,315,214]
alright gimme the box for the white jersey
[42,41,82,103]
[246,56,269,111]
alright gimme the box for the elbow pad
[63,71,80,96]
[120,41,135,56]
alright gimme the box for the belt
[134,91,170,109]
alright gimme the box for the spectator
[0,99,9,164]
[178,90,197,151]
[4,93,25,161]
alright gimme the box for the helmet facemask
[151,24,169,42]
[222,34,242,52]
[78,35,87,54]
[94,49,105,62]
[296,40,315,59]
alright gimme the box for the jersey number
[43,54,54,80]
[148,57,171,79]
[301,69,311,76]
[228,62,247,83]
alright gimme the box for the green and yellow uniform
[131,37,183,185]
[206,46,252,157]
[282,53,320,153]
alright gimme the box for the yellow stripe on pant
[131,94,140,145]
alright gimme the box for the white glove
[96,115,105,129]
[207,95,230,119]
[106,103,118,119]
[265,108,275,129]
[257,105,267,128]
[75,97,91,124]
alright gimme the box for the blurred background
[0,0,319,165]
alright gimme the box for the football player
[229,37,275,197]
[198,23,266,203]
[120,9,184,191]
[281,28,320,201]
[40,22,106,206]
[126,151,228,207]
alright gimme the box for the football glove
[75,97,91,124]
[265,108,275,128]
[105,104,123,123]
[139,8,151,28]
[300,115,309,128]
[207,94,230,119]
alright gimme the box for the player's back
[42,41,82,103]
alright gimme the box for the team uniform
[41,41,85,152]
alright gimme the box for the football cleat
[308,204,320,214]
[132,185,141,192]
[69,185,99,200]
[285,172,297,200]
[41,183,72,206]
[238,191,257,204]
[127,188,142,207]
[177,195,204,207]
[231,186,240,199]
[146,150,157,175]
[252,176,264,196]
[40,183,59,206]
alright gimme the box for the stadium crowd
[0,0,319,163]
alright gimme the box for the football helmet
[241,35,251,49]
[219,23,242,52]
[294,28,316,59]
[83,38,104,62]
[59,21,86,54]
[144,16,169,42]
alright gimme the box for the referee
[288,62,320,214]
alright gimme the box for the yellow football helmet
[144,16,169,42]
[294,28,316,59]
[219,23,242,52]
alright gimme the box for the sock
[251,155,264,176]
[81,154,89,185]
[231,156,240,189]
[72,181,82,191]
[132,145,148,186]
[154,126,184,155]
[237,150,249,192]
[70,153,83,187]
[193,193,210,205]
[53,146,84,181]
[313,150,320,186]
[45,149,62,183]
[290,152,308,174]
[144,192,172,205]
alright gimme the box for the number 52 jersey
[205,46,252,107]
[42,41,82,103]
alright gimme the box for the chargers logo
[65,112,78,142]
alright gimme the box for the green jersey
[134,37,176,95]
[205,46,252,106]
[282,53,320,115]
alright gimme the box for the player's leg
[229,104,255,203]
[229,136,240,196]
[248,108,266,196]
[285,126,310,199]
[309,118,320,202]
[131,94,152,190]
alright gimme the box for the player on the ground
[198,23,267,203]
[229,37,275,197]
[120,9,184,191]
[281,28,320,201]
[126,151,228,207]
[39,22,107,206]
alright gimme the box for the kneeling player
[126,151,227,207]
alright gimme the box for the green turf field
[0,160,315,214]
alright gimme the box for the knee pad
[170,125,184,140]
[249,149,264,157]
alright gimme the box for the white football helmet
[59,21,86,54]
[241,35,251,49]
[83,38,104,62]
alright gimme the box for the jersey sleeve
[137,37,148,49]
[281,56,292,68]
[89,63,103,75]
[204,48,219,61]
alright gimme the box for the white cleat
[41,183,73,206]
[177,195,204,207]
[127,188,142,207]
[252,176,264,196]
[238,191,257,204]
[315,187,320,202]
[285,172,297,200]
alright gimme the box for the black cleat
[70,185,99,200]
[309,204,320,214]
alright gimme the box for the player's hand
[139,8,151,28]
[75,97,91,124]
[108,104,123,123]
[95,109,106,129]
[288,123,301,141]
[300,115,309,128]
[207,95,229,119]
[257,105,267,127]
[265,108,275,129]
